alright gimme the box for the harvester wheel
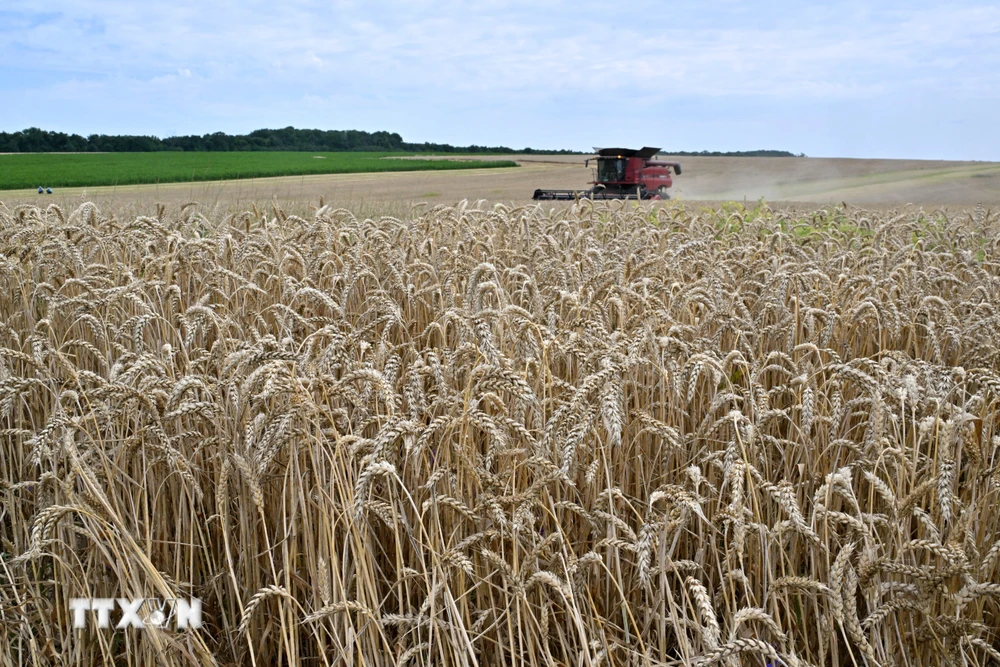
[657,187,671,199]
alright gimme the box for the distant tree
[1,126,795,156]
[659,149,799,158]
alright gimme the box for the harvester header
[532,147,681,201]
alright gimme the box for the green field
[0,152,518,190]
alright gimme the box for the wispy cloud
[1,1,998,158]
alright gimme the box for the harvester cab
[533,146,681,201]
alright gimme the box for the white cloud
[1,1,998,158]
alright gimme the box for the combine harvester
[532,147,681,200]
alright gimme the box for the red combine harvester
[532,146,681,200]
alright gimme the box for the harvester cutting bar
[532,188,656,201]
[532,189,588,200]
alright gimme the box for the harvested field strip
[714,163,1000,201]
[1,200,999,666]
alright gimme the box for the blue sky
[2,1,998,159]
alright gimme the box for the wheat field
[1,198,998,666]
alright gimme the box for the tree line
[0,127,579,154]
[661,149,801,157]
[0,127,801,157]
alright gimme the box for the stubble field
[1,193,998,666]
